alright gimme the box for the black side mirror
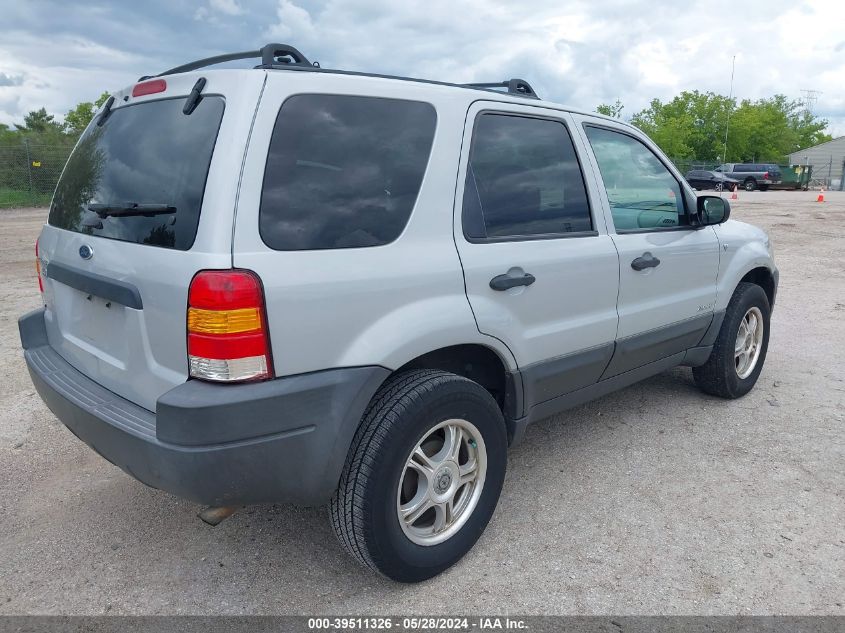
[697,195,730,225]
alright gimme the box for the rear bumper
[20,308,389,506]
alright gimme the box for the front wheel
[693,282,771,398]
[744,179,757,192]
[330,369,508,582]
[714,182,724,192]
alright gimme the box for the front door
[454,103,620,408]
[576,119,720,377]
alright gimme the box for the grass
[0,187,51,209]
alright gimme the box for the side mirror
[697,195,730,225]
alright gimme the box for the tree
[630,91,833,163]
[596,99,624,119]
[15,108,63,134]
[64,92,111,137]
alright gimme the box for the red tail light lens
[763,171,769,179]
[35,239,43,294]
[187,270,273,382]
[132,79,167,97]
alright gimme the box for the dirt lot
[0,191,843,615]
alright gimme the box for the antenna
[800,89,822,115]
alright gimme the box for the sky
[1,0,844,139]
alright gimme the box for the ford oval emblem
[79,244,94,260]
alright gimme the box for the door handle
[631,252,661,271]
[490,272,536,291]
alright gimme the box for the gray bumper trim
[19,308,389,506]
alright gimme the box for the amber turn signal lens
[187,307,261,334]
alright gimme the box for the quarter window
[463,114,592,240]
[259,95,436,250]
[584,126,686,231]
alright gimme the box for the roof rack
[141,43,541,100]
[463,79,539,99]
[143,43,316,80]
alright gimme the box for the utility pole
[722,55,736,163]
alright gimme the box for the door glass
[463,114,592,239]
[585,126,686,231]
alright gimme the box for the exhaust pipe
[198,505,238,526]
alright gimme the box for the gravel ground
[0,191,843,615]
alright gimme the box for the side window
[462,113,593,240]
[584,126,687,232]
[259,95,436,250]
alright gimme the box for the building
[788,136,845,189]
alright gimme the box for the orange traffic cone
[730,185,738,200]
[817,188,825,203]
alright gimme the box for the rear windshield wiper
[87,202,176,218]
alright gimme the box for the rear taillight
[35,239,43,294]
[187,270,273,382]
[763,171,770,179]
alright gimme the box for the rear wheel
[744,178,757,191]
[693,283,770,399]
[330,369,507,582]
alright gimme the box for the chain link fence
[0,141,74,209]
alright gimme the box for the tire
[330,369,508,582]
[744,179,757,192]
[714,182,724,192]
[693,282,771,399]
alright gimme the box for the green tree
[631,91,832,163]
[15,107,64,134]
[64,92,111,137]
[596,99,624,119]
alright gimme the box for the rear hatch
[37,70,265,411]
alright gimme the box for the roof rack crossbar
[463,78,539,99]
[150,43,313,79]
[142,43,540,101]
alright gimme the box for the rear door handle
[490,272,536,291]
[631,252,661,271]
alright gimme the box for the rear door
[454,102,620,406]
[575,117,720,377]
[37,71,265,411]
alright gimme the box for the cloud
[0,73,24,87]
[1,0,844,137]
[209,0,245,16]
[194,0,245,22]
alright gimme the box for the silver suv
[20,44,778,583]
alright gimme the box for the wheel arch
[739,266,776,308]
[394,343,520,423]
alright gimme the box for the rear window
[49,97,225,250]
[259,95,436,250]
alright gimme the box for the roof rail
[463,79,540,99]
[140,43,540,101]
[142,43,316,80]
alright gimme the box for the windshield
[49,96,225,250]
